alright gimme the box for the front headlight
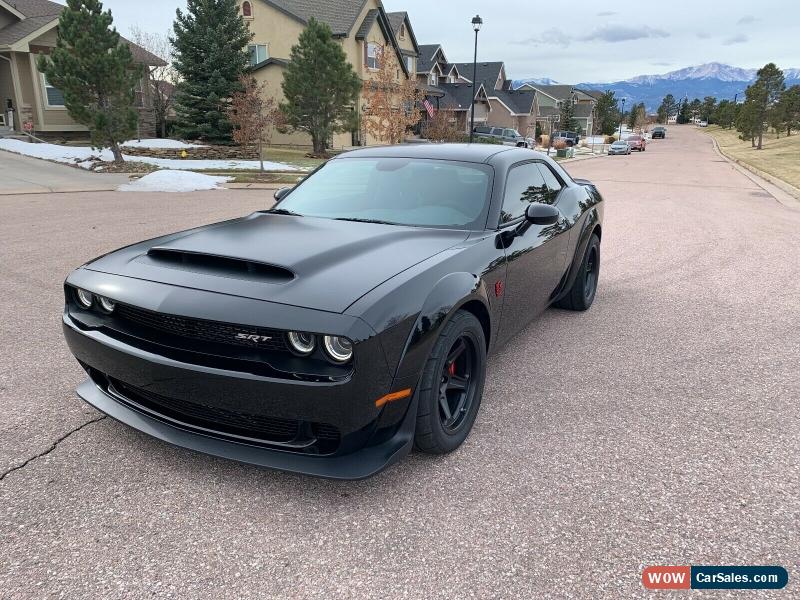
[287,331,316,356]
[323,336,353,363]
[98,296,116,312]
[75,288,93,308]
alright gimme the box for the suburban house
[0,0,164,138]
[452,61,539,139]
[239,0,418,148]
[518,83,598,135]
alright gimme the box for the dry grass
[706,125,800,190]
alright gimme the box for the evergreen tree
[689,98,702,121]
[714,99,736,129]
[280,18,361,156]
[677,98,690,124]
[171,0,252,143]
[777,85,800,136]
[749,63,785,149]
[658,93,677,123]
[594,90,619,134]
[701,96,717,123]
[37,0,140,164]
[559,99,577,133]
[736,93,760,147]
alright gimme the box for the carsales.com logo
[642,566,788,590]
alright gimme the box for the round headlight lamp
[99,296,116,312]
[287,331,316,356]
[323,336,353,363]
[76,288,94,308]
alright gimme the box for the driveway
[1,127,798,598]
[0,149,129,194]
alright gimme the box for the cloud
[586,24,670,43]
[596,11,616,16]
[696,32,712,39]
[512,28,570,48]
[652,62,672,66]
[723,33,749,45]
[737,15,759,25]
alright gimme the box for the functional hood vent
[146,248,295,284]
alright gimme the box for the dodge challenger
[62,144,604,479]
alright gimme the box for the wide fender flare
[561,206,602,296]
[393,271,491,382]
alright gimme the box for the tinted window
[503,129,515,138]
[491,128,503,136]
[536,164,563,204]
[277,158,492,229]
[474,126,491,134]
[500,163,550,224]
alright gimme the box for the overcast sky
[88,0,798,83]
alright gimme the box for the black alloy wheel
[555,233,601,312]
[414,310,487,454]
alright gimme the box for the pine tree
[750,63,785,149]
[171,0,252,143]
[37,0,141,164]
[559,99,577,133]
[701,97,717,123]
[658,94,677,123]
[280,18,361,156]
[594,90,618,135]
[777,85,800,136]
[677,98,690,124]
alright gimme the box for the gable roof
[531,84,575,101]
[0,13,54,46]
[385,10,419,54]
[2,0,62,18]
[258,0,368,37]
[452,61,505,90]
[492,88,536,115]
[438,82,489,111]
[354,7,408,76]
[417,44,444,73]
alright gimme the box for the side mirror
[274,187,292,201]
[525,203,560,226]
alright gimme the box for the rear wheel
[414,311,487,454]
[555,233,601,311]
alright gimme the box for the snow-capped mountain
[515,63,800,112]
[512,76,561,87]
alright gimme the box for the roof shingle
[261,0,367,36]
[4,0,63,18]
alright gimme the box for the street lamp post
[619,98,626,139]
[469,14,482,143]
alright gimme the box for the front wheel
[414,310,487,454]
[555,233,601,311]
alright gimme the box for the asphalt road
[0,150,129,194]
[1,127,798,598]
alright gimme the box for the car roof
[333,143,518,164]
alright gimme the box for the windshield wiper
[334,217,399,225]
[269,208,303,216]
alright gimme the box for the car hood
[85,212,469,313]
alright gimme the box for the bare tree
[362,49,421,144]
[129,25,178,138]
[229,75,280,172]
[423,109,463,142]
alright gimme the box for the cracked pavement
[1,127,799,598]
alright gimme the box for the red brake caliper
[448,362,456,376]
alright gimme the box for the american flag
[423,99,435,119]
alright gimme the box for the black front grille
[114,304,288,353]
[109,378,340,454]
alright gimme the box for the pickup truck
[473,126,534,148]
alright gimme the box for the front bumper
[61,270,420,479]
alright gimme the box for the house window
[248,44,269,66]
[41,73,65,107]
[448,73,455,83]
[134,77,144,107]
[399,24,406,39]
[429,71,437,86]
[366,42,381,69]
[405,56,414,72]
[242,1,253,18]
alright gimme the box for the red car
[627,135,647,151]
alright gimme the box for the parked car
[699,121,708,127]
[627,135,646,152]
[551,130,580,147]
[62,144,604,479]
[472,126,533,148]
[608,140,631,155]
[651,126,666,139]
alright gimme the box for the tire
[555,233,601,311]
[414,310,487,454]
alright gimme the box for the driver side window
[500,163,549,225]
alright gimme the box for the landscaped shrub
[553,138,568,150]
[605,135,617,144]
[540,134,550,147]
[476,136,503,145]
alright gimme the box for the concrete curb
[706,134,800,206]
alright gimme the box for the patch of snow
[0,139,300,171]
[122,139,208,149]
[117,171,231,193]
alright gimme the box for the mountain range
[513,63,800,112]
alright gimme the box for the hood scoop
[145,248,295,284]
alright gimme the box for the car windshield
[274,158,493,229]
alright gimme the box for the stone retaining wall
[123,144,259,160]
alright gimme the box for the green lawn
[263,147,326,170]
[706,125,800,190]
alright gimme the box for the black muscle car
[62,144,604,479]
